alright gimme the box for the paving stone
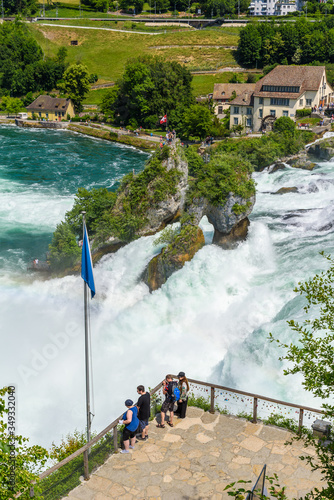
[63,407,326,500]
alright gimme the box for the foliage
[61,64,91,111]
[269,252,334,498]
[65,187,117,237]
[0,387,49,499]
[40,429,119,500]
[2,0,37,15]
[213,129,314,171]
[296,108,312,118]
[111,56,194,127]
[273,116,296,136]
[179,104,214,140]
[119,0,145,12]
[99,87,118,116]
[48,221,81,271]
[49,430,87,463]
[0,23,67,97]
[187,393,211,412]
[237,18,334,68]
[153,225,180,247]
[224,474,289,499]
[262,413,299,434]
[185,146,205,177]
[1,96,23,116]
[187,152,255,207]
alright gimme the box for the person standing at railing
[157,375,176,428]
[136,385,150,441]
[175,372,190,419]
[119,399,139,454]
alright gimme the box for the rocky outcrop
[307,140,334,161]
[142,225,205,292]
[273,187,299,195]
[186,193,255,249]
[212,218,250,248]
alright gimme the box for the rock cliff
[96,142,255,290]
[50,141,256,288]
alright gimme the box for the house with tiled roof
[213,83,256,117]
[26,95,75,121]
[230,66,334,132]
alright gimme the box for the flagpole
[82,211,91,448]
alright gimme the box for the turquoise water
[2,125,334,448]
[0,125,148,272]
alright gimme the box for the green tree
[61,63,90,111]
[237,24,262,67]
[273,116,295,136]
[180,104,213,139]
[49,221,81,270]
[0,387,49,499]
[2,96,23,116]
[99,87,118,116]
[112,56,193,127]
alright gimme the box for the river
[0,124,333,448]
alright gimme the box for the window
[234,117,239,125]
[300,99,303,106]
[246,107,252,115]
[270,98,290,106]
[270,110,276,117]
[246,118,252,127]
[259,109,263,118]
[262,85,300,93]
[283,110,289,117]
[306,99,312,106]
[233,106,239,114]
[259,97,263,104]
[218,106,223,114]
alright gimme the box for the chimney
[243,92,248,102]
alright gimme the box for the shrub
[296,108,312,118]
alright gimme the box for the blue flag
[81,224,96,299]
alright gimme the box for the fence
[17,376,323,499]
[180,376,323,431]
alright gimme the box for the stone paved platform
[66,407,324,499]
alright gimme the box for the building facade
[230,66,334,132]
[27,96,75,121]
[249,0,301,15]
[213,83,256,117]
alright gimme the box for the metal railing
[16,377,323,498]
[181,376,323,430]
[246,464,267,499]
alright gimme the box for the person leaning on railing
[175,372,190,419]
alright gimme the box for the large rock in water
[142,225,205,292]
[186,193,255,249]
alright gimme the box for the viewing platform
[66,406,323,500]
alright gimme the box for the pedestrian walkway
[66,407,324,499]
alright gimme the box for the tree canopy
[0,23,67,96]
[111,56,194,128]
[61,63,91,111]
[0,387,49,499]
[237,18,334,68]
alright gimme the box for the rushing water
[1,124,334,449]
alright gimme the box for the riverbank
[67,123,157,150]
[3,117,158,150]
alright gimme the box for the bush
[273,116,296,135]
[296,108,312,118]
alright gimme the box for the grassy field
[29,23,240,82]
